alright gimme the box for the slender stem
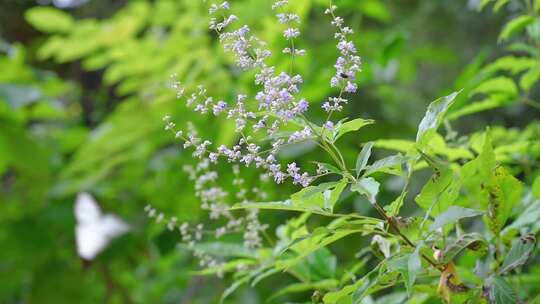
[523,97,540,110]
[370,200,443,271]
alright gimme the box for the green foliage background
[1,0,539,303]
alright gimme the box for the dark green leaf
[416,91,460,143]
[486,276,519,304]
[429,206,484,231]
[356,142,374,177]
[364,154,403,176]
[441,233,488,264]
[351,177,380,204]
[407,242,424,295]
[500,234,536,274]
[415,167,461,216]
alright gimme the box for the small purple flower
[213,101,228,115]
[324,121,334,131]
[283,28,300,40]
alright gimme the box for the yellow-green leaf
[25,7,74,33]
[499,15,535,42]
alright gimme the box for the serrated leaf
[355,142,374,177]
[486,276,519,304]
[430,206,484,231]
[485,166,523,235]
[416,167,461,216]
[499,15,535,42]
[500,234,536,274]
[416,91,460,143]
[351,177,380,204]
[441,233,488,264]
[25,7,74,33]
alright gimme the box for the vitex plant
[145,1,539,303]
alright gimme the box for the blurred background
[1,0,538,303]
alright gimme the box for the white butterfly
[75,192,129,260]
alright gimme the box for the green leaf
[481,56,538,76]
[462,131,496,189]
[333,118,374,142]
[416,91,460,143]
[486,276,519,304]
[407,242,424,295]
[290,179,348,213]
[520,66,540,91]
[221,275,251,302]
[351,177,380,204]
[479,0,493,10]
[355,142,374,177]
[277,229,365,272]
[447,94,510,120]
[499,15,535,42]
[429,206,484,231]
[504,200,540,232]
[323,263,383,303]
[485,166,523,235]
[25,7,74,33]
[500,234,536,274]
[270,279,338,300]
[533,175,540,199]
[441,233,488,264]
[494,0,510,11]
[317,162,343,175]
[232,179,348,214]
[415,167,461,216]
[462,131,522,234]
[364,154,403,176]
[386,191,407,217]
[469,77,518,98]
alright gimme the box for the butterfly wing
[100,215,130,239]
[75,192,102,225]
[75,224,109,260]
[74,192,129,260]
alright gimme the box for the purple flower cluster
[320,5,362,121]
[167,1,363,190]
[157,1,363,277]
